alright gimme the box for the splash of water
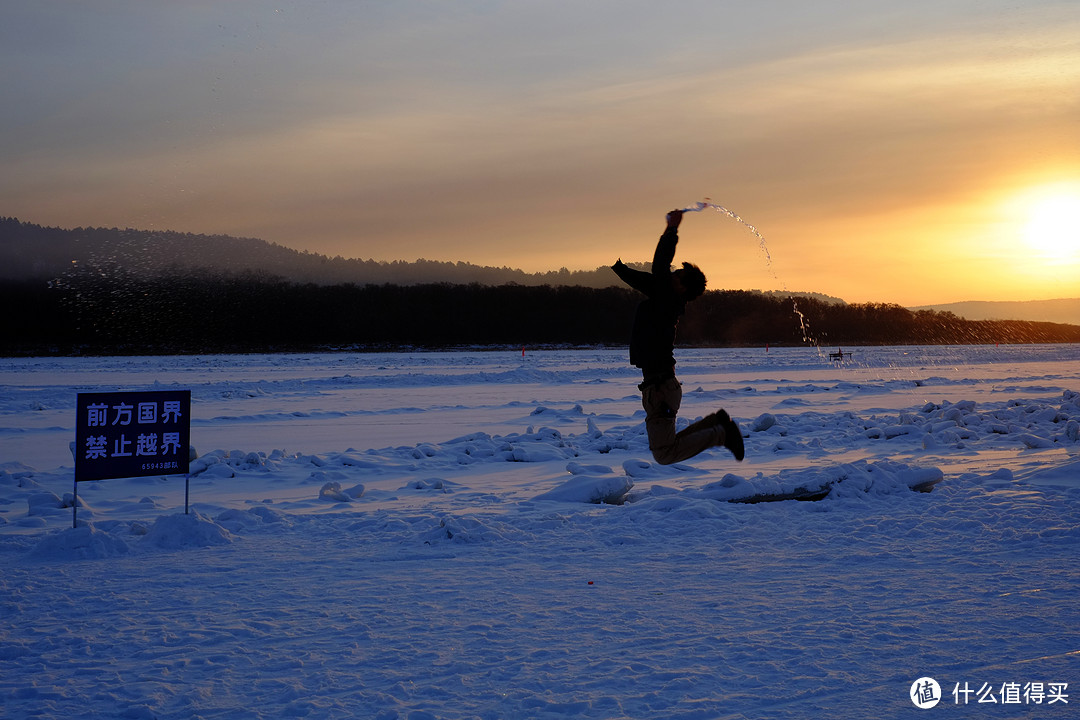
[682,200,773,265]
[681,199,821,349]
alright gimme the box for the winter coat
[611,227,685,375]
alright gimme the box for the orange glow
[1020,184,1080,260]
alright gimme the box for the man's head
[673,262,707,301]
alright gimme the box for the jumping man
[612,209,745,465]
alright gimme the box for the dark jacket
[612,228,685,375]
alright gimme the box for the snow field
[1,345,1078,719]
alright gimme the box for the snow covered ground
[1,345,1078,719]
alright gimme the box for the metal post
[185,474,190,514]
[72,475,78,528]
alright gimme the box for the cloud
[4,2,1079,304]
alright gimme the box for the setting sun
[1022,186,1080,259]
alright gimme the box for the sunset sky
[2,1,1078,305]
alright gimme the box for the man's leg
[682,409,745,462]
[642,377,722,465]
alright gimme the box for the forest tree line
[3,269,1079,356]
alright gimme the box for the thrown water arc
[680,199,820,349]
[680,200,772,266]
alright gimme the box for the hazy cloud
[3,0,1078,303]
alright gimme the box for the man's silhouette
[612,209,744,464]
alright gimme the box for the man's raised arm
[652,209,683,276]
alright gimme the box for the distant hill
[0,217,837,302]
[0,217,631,287]
[910,299,1080,326]
[2,218,1073,325]
[5,218,1080,354]
[0,217,620,288]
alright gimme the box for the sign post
[74,390,191,527]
